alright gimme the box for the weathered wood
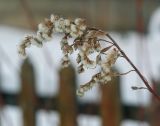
[149,100,160,126]
[149,80,160,126]
[100,71,121,126]
[19,59,36,126]
[59,65,77,126]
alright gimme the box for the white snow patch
[78,114,101,126]
[0,105,23,126]
[121,120,149,126]
[36,110,59,126]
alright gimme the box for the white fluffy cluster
[60,36,74,67]
[74,31,102,73]
[99,48,119,83]
[52,15,86,37]
[76,48,119,97]
[18,14,120,97]
[18,14,87,58]
[18,35,33,58]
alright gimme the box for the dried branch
[17,14,160,101]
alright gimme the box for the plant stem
[106,33,160,101]
[113,70,135,76]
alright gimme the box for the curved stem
[106,33,160,101]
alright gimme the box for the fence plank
[149,80,160,126]
[100,71,121,126]
[59,65,77,126]
[19,59,36,126]
[149,101,160,126]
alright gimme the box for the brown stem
[106,33,160,101]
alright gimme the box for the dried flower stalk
[18,14,160,100]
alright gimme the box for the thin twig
[131,86,147,90]
[106,33,160,101]
[113,70,135,76]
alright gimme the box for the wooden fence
[0,58,159,126]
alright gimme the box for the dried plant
[18,14,160,100]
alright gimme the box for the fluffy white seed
[36,32,44,42]
[64,19,71,26]
[79,25,87,31]
[76,90,84,97]
[50,14,59,22]
[71,24,77,32]
[38,23,48,33]
[18,46,26,58]
[42,33,52,41]
[70,32,79,38]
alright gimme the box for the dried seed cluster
[18,14,120,97]
[18,14,86,58]
[77,48,119,96]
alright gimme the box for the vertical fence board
[100,71,121,126]
[149,80,160,126]
[59,65,77,126]
[19,59,36,126]
[149,100,160,126]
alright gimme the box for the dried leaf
[78,64,84,74]
[76,54,81,64]
[96,54,101,64]
[100,45,113,53]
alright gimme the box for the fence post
[19,59,36,126]
[100,69,121,126]
[149,100,160,126]
[149,80,160,126]
[58,65,77,126]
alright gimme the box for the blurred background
[0,0,160,126]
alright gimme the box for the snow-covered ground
[1,7,160,126]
